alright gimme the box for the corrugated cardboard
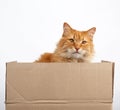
[5,62,114,110]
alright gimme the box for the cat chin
[71,53,83,59]
[71,49,87,59]
[60,52,86,59]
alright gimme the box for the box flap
[6,62,114,104]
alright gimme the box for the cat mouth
[71,51,87,59]
[72,52,80,54]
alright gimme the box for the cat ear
[63,22,72,36]
[87,27,96,38]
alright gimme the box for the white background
[0,0,120,110]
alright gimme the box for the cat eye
[82,40,87,44]
[69,38,74,42]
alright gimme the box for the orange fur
[35,22,96,62]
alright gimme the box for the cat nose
[75,48,79,52]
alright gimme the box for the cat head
[55,22,96,62]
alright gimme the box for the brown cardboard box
[5,62,114,110]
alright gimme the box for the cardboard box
[5,62,114,110]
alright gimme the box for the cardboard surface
[6,103,112,110]
[5,62,114,110]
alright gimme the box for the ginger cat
[36,23,96,62]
